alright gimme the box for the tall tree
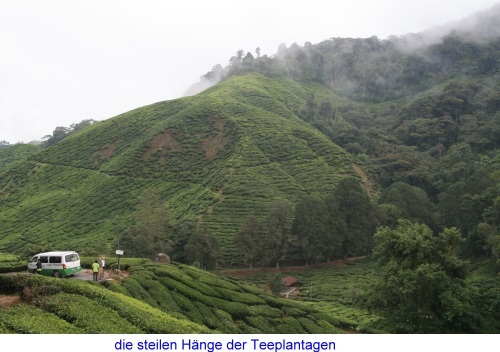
[379,181,436,231]
[184,223,220,270]
[124,190,172,257]
[331,177,375,258]
[323,193,347,261]
[360,220,481,333]
[234,215,263,269]
[266,199,293,268]
[292,195,328,266]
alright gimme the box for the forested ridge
[188,10,500,264]
[0,5,499,333]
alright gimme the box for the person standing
[92,260,100,281]
[36,259,42,274]
[99,256,106,279]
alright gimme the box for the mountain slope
[0,74,363,264]
[0,144,40,172]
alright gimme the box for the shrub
[37,292,143,333]
[159,277,213,305]
[193,301,223,331]
[140,279,182,314]
[244,316,269,333]
[101,280,130,296]
[0,304,81,333]
[170,291,206,325]
[276,316,306,333]
[298,316,328,334]
[212,308,240,333]
[235,320,263,334]
[249,305,283,318]
[213,286,266,304]
[208,296,251,318]
[122,278,160,309]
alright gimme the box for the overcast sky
[1,0,499,143]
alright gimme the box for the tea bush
[39,292,143,333]
[0,304,81,334]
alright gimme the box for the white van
[28,251,82,277]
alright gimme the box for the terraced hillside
[0,262,343,333]
[0,74,363,264]
[0,144,40,171]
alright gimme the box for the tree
[255,47,261,58]
[234,215,263,269]
[184,224,220,270]
[292,195,328,266]
[379,181,436,231]
[323,193,346,261]
[360,220,481,333]
[42,119,98,146]
[330,177,375,258]
[124,190,172,257]
[43,126,71,146]
[267,273,285,295]
[70,119,97,132]
[266,199,293,268]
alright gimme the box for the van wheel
[53,270,61,278]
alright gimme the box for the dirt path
[76,268,128,281]
[0,294,21,308]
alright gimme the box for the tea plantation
[0,74,362,265]
[0,261,344,334]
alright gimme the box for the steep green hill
[0,262,342,334]
[0,74,362,264]
[0,144,40,172]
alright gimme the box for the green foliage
[325,177,376,259]
[38,292,143,333]
[122,189,172,257]
[42,119,98,147]
[266,199,293,268]
[292,195,328,265]
[0,74,358,266]
[360,220,481,333]
[225,258,380,331]
[1,21,499,334]
[234,215,264,269]
[0,273,211,334]
[267,273,285,295]
[0,252,25,273]
[114,262,343,333]
[379,181,436,230]
[0,304,81,333]
[0,144,40,172]
[184,224,220,270]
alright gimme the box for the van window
[65,254,79,262]
[49,256,62,264]
[39,256,48,263]
[30,256,38,263]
